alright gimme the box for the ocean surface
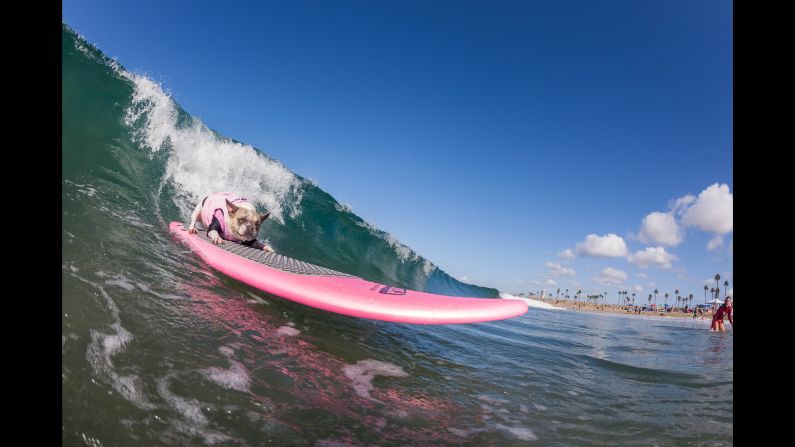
[62,24,733,446]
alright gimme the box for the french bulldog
[188,192,274,253]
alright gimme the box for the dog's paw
[211,236,224,245]
[188,225,197,234]
[262,245,274,253]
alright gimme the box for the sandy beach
[531,297,714,320]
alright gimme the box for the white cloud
[638,212,684,247]
[627,247,678,269]
[545,262,575,276]
[670,194,696,217]
[633,285,643,293]
[557,249,575,260]
[707,235,724,251]
[592,267,628,286]
[545,278,557,286]
[636,272,648,279]
[576,234,628,258]
[681,183,733,234]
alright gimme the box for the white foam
[72,273,155,410]
[204,365,250,393]
[354,218,439,278]
[334,202,353,213]
[342,359,408,400]
[448,427,472,438]
[119,69,303,224]
[104,277,136,291]
[202,346,251,393]
[476,394,541,442]
[495,424,538,442]
[102,273,181,300]
[164,389,207,425]
[499,293,566,310]
[422,259,437,277]
[276,326,301,337]
[156,376,234,445]
[354,220,416,262]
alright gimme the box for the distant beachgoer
[710,296,733,331]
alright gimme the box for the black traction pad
[193,225,356,278]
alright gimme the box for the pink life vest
[200,192,253,240]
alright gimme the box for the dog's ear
[260,212,270,222]
[225,199,239,216]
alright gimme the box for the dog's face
[226,199,269,241]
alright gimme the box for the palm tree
[664,292,669,307]
[577,290,582,302]
[714,274,721,298]
[675,289,680,310]
[556,288,560,299]
[653,289,658,305]
[704,285,708,303]
[648,294,652,307]
[565,289,569,302]
[689,294,694,308]
[723,280,729,298]
[710,287,715,301]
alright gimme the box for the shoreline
[529,297,714,320]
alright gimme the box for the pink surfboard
[170,222,527,324]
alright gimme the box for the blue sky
[63,0,733,301]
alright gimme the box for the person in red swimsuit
[711,296,733,331]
